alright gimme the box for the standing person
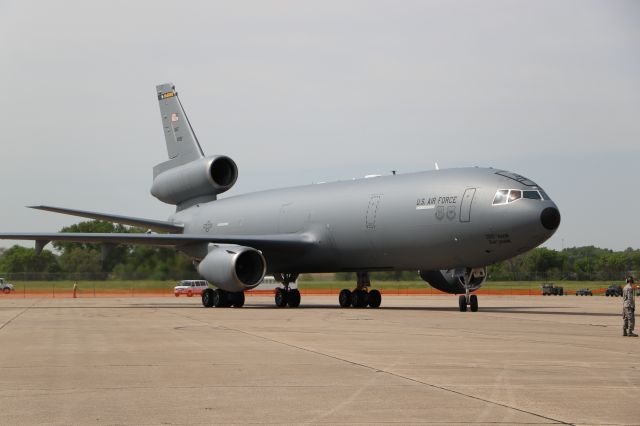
[73,281,78,299]
[623,277,637,337]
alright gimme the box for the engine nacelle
[151,156,238,205]
[197,245,266,292]
[419,267,486,294]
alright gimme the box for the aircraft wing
[28,205,184,233]
[0,232,317,252]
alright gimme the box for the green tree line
[0,220,638,281]
[0,220,197,280]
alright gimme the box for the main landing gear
[458,270,479,312]
[338,272,382,308]
[202,288,245,308]
[273,273,301,308]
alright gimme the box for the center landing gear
[273,273,300,308]
[458,270,478,312]
[338,272,382,308]
[202,288,245,308]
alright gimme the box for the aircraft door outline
[459,188,476,223]
[366,195,382,230]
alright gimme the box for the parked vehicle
[605,285,623,297]
[542,283,564,296]
[0,278,14,294]
[576,288,593,296]
[174,280,210,297]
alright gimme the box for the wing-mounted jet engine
[197,244,267,308]
[419,267,486,312]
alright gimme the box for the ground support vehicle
[0,278,14,294]
[174,280,210,297]
[542,283,563,296]
[605,285,622,297]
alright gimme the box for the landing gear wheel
[213,289,227,308]
[352,289,368,308]
[202,288,214,308]
[458,295,467,312]
[469,294,478,312]
[231,291,245,308]
[287,289,301,308]
[275,288,288,308]
[339,289,352,308]
[368,289,382,308]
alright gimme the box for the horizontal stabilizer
[28,205,184,233]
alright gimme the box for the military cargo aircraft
[0,83,561,311]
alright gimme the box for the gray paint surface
[0,84,560,289]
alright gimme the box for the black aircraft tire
[202,288,215,308]
[352,290,368,308]
[213,289,226,308]
[339,289,352,308]
[287,289,301,308]
[458,295,467,312]
[470,294,478,312]
[368,289,382,308]
[232,291,245,308]
[275,288,288,308]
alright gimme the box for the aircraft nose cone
[540,207,561,230]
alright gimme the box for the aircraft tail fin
[154,83,205,177]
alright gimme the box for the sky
[0,0,639,251]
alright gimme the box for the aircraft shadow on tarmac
[24,303,620,317]
[118,303,621,317]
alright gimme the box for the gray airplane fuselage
[0,83,560,301]
[173,167,559,274]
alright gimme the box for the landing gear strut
[458,270,479,312]
[274,273,300,308]
[338,272,382,308]
[202,288,245,308]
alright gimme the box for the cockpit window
[509,190,522,202]
[493,188,549,205]
[492,189,509,205]
[523,190,541,200]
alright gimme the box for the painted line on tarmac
[225,327,575,425]
[0,299,41,332]
[165,308,573,425]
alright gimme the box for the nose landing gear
[458,269,479,312]
[458,294,478,312]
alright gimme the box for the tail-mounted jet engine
[197,245,266,293]
[151,155,238,205]
[419,267,487,294]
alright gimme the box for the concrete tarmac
[0,295,638,425]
